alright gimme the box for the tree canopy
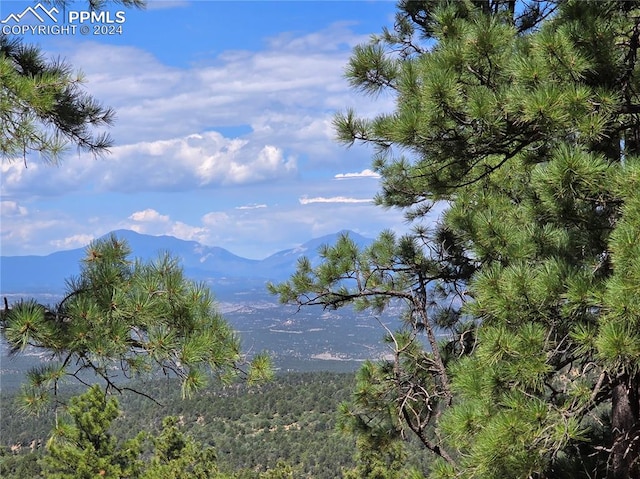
[2,234,272,411]
[271,1,640,478]
[43,385,227,479]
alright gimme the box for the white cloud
[0,209,83,254]
[334,169,380,179]
[201,212,231,226]
[58,25,363,148]
[129,209,170,223]
[299,196,373,204]
[167,222,208,242]
[1,155,107,198]
[192,200,411,259]
[123,212,208,244]
[2,23,391,198]
[1,200,28,217]
[126,209,205,240]
[50,234,95,250]
[266,21,366,53]
[236,204,267,210]
[0,16,409,258]
[0,193,413,258]
[198,142,296,185]
[2,132,299,197]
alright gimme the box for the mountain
[0,230,374,297]
[259,230,372,277]
[1,229,404,384]
[106,229,260,277]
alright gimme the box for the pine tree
[2,234,272,410]
[0,0,144,165]
[140,416,223,479]
[43,385,144,479]
[43,385,230,479]
[0,35,115,165]
[271,1,640,477]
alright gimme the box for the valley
[0,229,405,391]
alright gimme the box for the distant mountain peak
[1,230,375,295]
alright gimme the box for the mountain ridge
[0,229,374,295]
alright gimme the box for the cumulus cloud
[123,210,208,243]
[129,208,170,223]
[0,14,408,258]
[167,222,208,242]
[198,142,296,185]
[334,169,380,179]
[1,201,28,216]
[2,133,298,197]
[299,196,372,204]
[2,22,389,199]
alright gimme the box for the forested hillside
[0,372,429,478]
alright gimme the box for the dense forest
[0,372,429,478]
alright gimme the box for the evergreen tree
[0,0,144,165]
[256,460,300,479]
[43,385,230,479]
[2,234,272,410]
[271,1,640,478]
[140,416,223,479]
[43,385,144,479]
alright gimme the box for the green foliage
[140,416,224,479]
[0,447,43,479]
[256,461,300,479]
[2,373,418,479]
[1,234,272,411]
[43,385,143,479]
[0,0,145,165]
[0,35,114,164]
[273,1,640,478]
[41,386,228,479]
[342,437,420,479]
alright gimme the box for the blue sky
[1,0,413,259]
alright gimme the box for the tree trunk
[610,373,640,479]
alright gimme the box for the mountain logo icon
[1,3,59,24]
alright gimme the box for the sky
[0,0,414,260]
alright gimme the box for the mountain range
[0,229,373,299]
[0,229,395,385]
